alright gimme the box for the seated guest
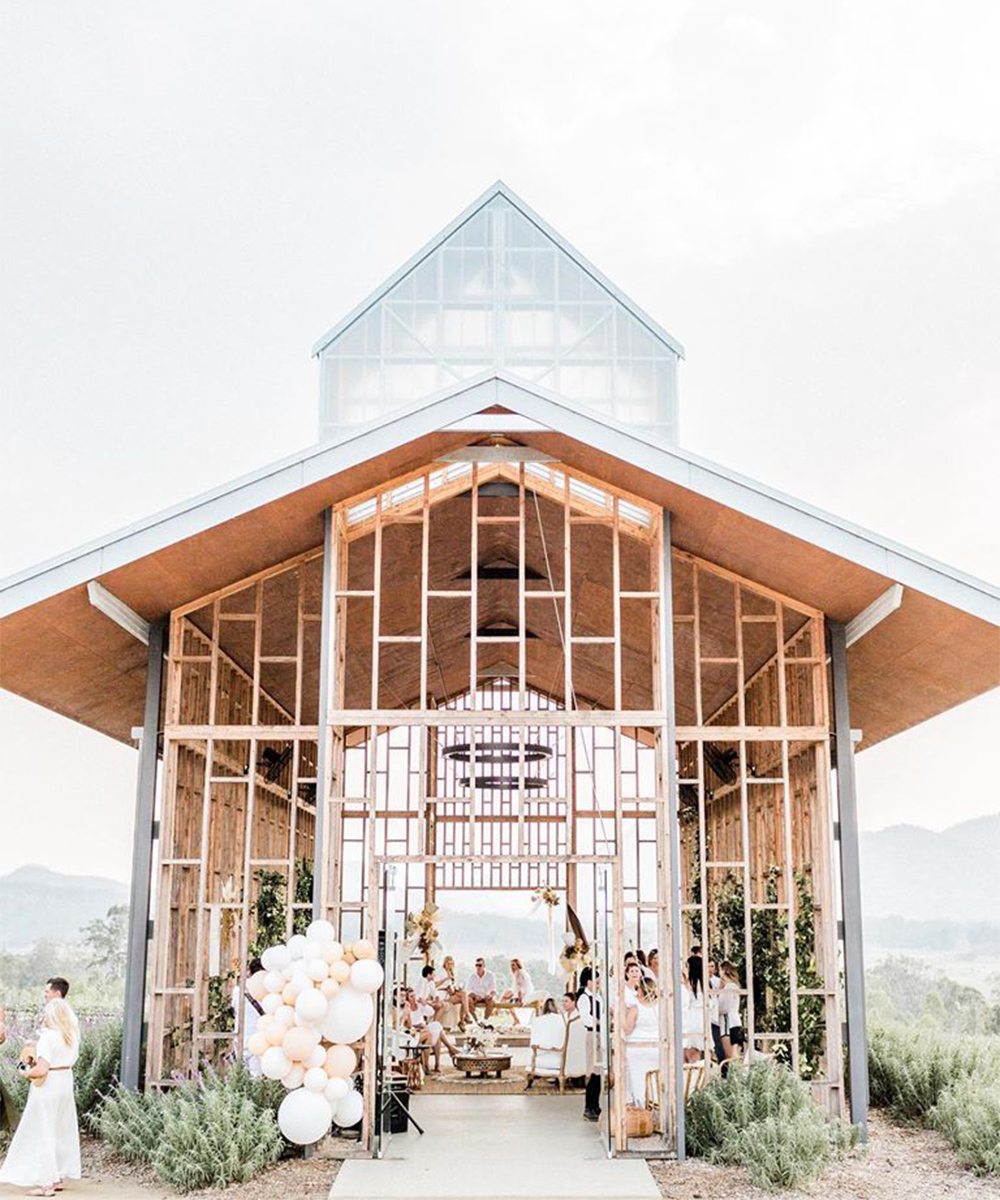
[466,957,497,1018]
[415,964,449,1020]
[622,962,659,1106]
[501,958,534,1005]
[434,956,469,1024]
[400,987,457,1073]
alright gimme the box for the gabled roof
[311,181,685,359]
[1,371,998,748]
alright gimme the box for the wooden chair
[526,1013,583,1092]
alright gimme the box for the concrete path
[330,1095,659,1200]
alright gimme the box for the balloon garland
[243,920,384,1145]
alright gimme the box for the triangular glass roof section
[314,182,684,445]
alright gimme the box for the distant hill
[0,864,128,951]
[859,814,1000,923]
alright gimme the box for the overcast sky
[1,1,998,883]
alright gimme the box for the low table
[453,1052,512,1079]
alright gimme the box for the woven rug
[418,1064,586,1096]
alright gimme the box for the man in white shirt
[466,957,497,1018]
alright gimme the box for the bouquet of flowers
[404,902,441,958]
[465,1022,498,1054]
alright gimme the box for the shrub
[686,1061,858,1190]
[91,1061,285,1193]
[152,1085,283,1192]
[868,1022,985,1121]
[930,1074,1000,1176]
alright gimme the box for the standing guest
[0,1007,23,1136]
[718,962,744,1061]
[0,999,81,1197]
[576,967,602,1122]
[43,980,69,1004]
[561,991,577,1017]
[646,949,659,981]
[622,962,659,1105]
[466,957,497,1019]
[706,958,725,1064]
[682,963,705,1064]
[232,957,264,1076]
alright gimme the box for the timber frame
[146,452,843,1154]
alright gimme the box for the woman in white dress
[621,962,659,1106]
[504,958,534,1005]
[0,999,81,1197]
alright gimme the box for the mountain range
[1,814,996,952]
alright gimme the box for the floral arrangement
[531,886,560,910]
[465,1022,498,1054]
[404,902,441,958]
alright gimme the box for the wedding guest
[561,991,577,1017]
[706,958,725,1064]
[434,956,469,1023]
[541,997,558,1015]
[43,979,69,1003]
[622,962,659,1106]
[681,965,705,1064]
[0,1000,81,1197]
[466,957,497,1019]
[401,988,456,1073]
[505,958,533,1004]
[576,967,602,1121]
[718,961,744,1061]
[647,949,659,980]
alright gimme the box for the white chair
[563,1015,587,1078]
[526,1013,583,1092]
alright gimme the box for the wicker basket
[625,1104,655,1138]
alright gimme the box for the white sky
[1,0,998,883]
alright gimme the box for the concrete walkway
[330,1095,659,1200]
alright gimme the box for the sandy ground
[1,1112,996,1199]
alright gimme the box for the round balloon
[296,987,328,1025]
[320,987,374,1045]
[334,1089,364,1128]
[278,1088,332,1146]
[261,944,291,973]
[306,1045,327,1069]
[247,1031,269,1058]
[288,933,309,959]
[256,1015,281,1045]
[563,931,577,947]
[330,960,351,984]
[263,970,284,994]
[350,959,384,995]
[320,978,341,999]
[303,1066,328,1094]
[260,1046,291,1080]
[306,957,329,983]
[324,1076,349,1104]
[282,1062,305,1090]
[282,1024,320,1062]
[323,941,345,964]
[325,1043,357,1078]
[246,969,270,1001]
[275,1004,297,1028]
[306,918,336,943]
[262,992,282,1014]
[351,938,376,961]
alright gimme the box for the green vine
[249,857,315,957]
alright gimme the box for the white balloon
[263,970,284,995]
[320,986,374,1045]
[260,1046,292,1081]
[563,931,576,947]
[278,1088,332,1146]
[262,992,282,1014]
[306,957,329,983]
[287,973,312,999]
[281,962,297,981]
[334,1089,364,1128]
[288,933,309,959]
[306,919,336,944]
[303,1066,328,1094]
[324,1076,350,1104]
[275,1004,296,1028]
[349,959,384,995]
[306,1045,327,1069]
[261,944,291,972]
[296,987,328,1025]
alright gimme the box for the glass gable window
[317,193,680,444]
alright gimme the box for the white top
[435,971,458,992]
[577,990,600,1031]
[466,969,496,998]
[37,1027,79,1069]
[623,991,659,1044]
[718,981,741,1021]
[414,976,440,1002]
[512,967,532,998]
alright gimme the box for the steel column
[121,616,167,1090]
[828,619,869,1136]
[661,510,686,1158]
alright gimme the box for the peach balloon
[282,983,298,1006]
[342,951,356,966]
[320,978,341,999]
[247,1031,269,1057]
[325,1043,357,1078]
[330,961,351,984]
[352,939,376,961]
[323,941,345,964]
[282,1062,305,1090]
[275,1005,297,1028]
[246,970,269,1001]
[256,1014,278,1043]
[282,1024,321,1062]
